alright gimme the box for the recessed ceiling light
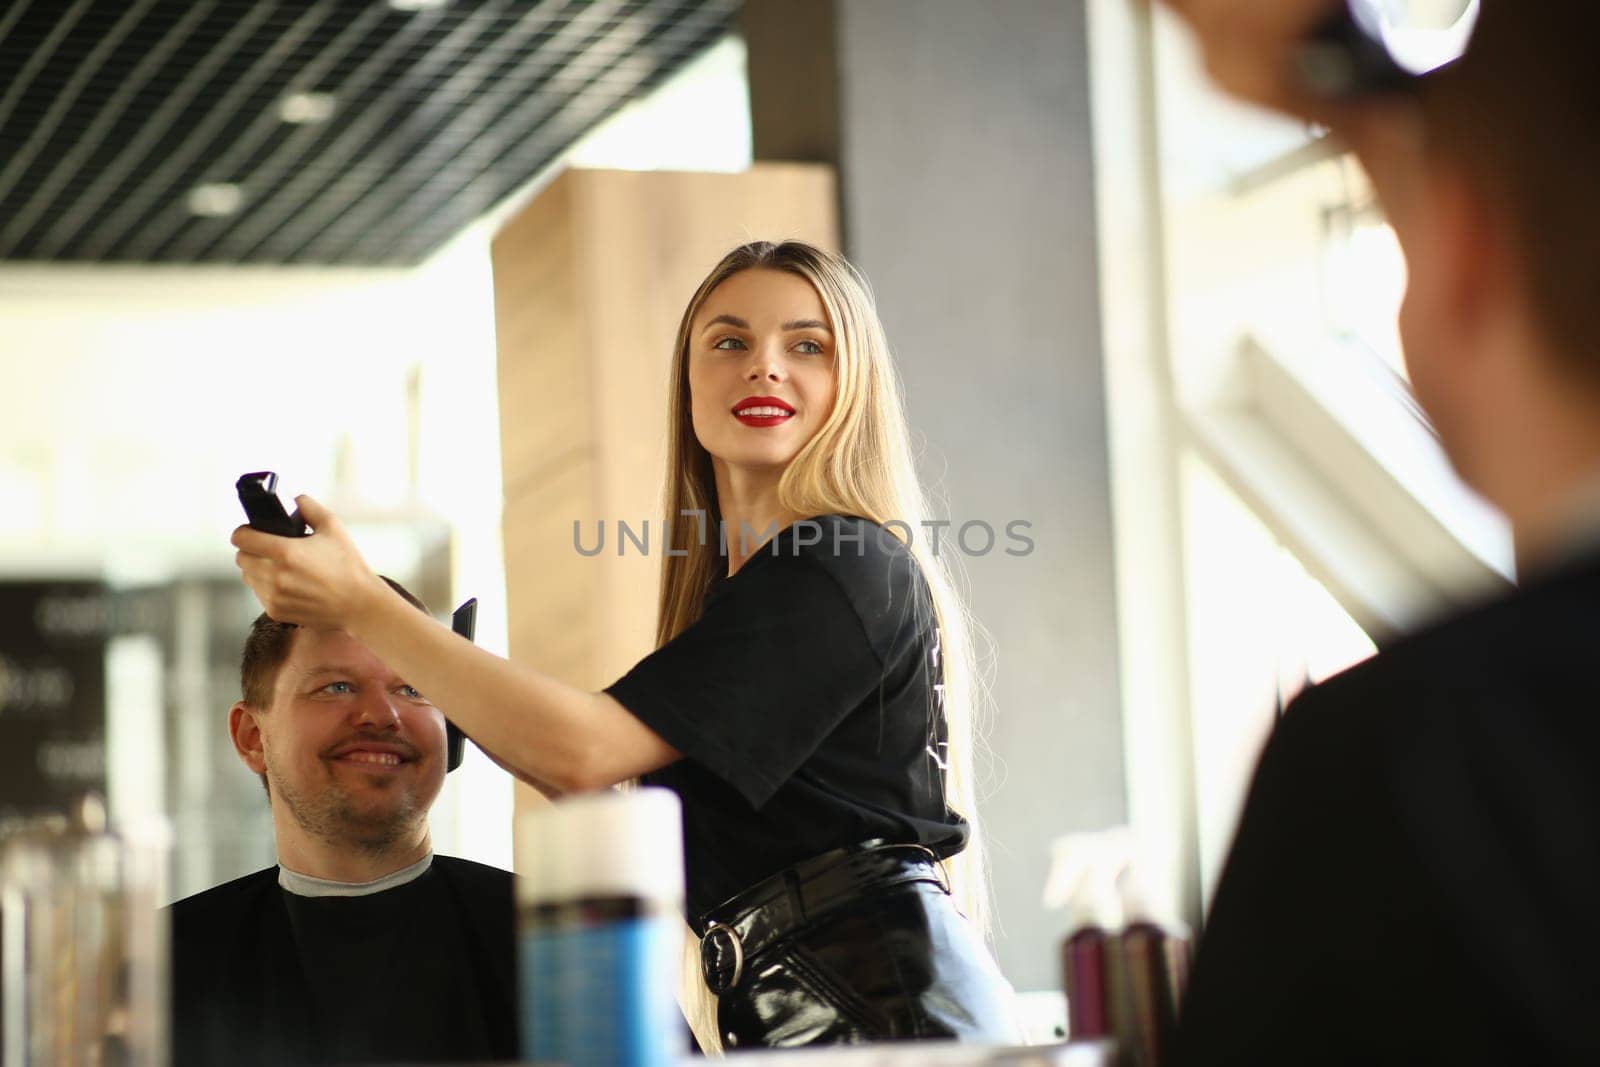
[279,91,337,124]
[188,183,243,217]
[388,0,449,11]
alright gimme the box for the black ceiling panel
[0,0,738,265]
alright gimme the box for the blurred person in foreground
[1161,1,1600,1062]
[168,579,517,1067]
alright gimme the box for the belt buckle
[908,844,953,896]
[701,921,745,994]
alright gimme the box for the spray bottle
[1045,830,1128,1042]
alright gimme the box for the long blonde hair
[655,240,990,933]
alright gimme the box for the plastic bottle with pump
[1047,829,1193,1065]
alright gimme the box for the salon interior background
[0,0,1509,995]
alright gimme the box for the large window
[1090,0,1512,920]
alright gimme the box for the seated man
[169,579,516,1067]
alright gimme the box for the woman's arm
[232,495,679,794]
[478,745,565,800]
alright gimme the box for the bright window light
[565,35,751,173]
[1322,197,1408,381]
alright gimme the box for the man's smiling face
[231,627,447,852]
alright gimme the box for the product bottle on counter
[1112,867,1192,1067]
[518,788,685,1067]
[0,794,170,1067]
[515,806,569,1065]
[1059,859,1121,1043]
[1064,920,1111,1041]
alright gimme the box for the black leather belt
[697,840,952,996]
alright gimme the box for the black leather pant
[698,842,1019,1049]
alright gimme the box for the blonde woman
[233,240,1018,1049]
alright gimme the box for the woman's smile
[733,395,796,427]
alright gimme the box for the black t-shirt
[604,513,968,920]
[280,866,499,1064]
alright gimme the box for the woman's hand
[231,494,388,631]
[1160,0,1429,255]
[1160,0,1341,117]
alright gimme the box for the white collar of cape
[277,853,434,898]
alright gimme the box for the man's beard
[270,764,422,854]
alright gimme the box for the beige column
[491,164,838,816]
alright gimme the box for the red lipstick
[732,395,795,428]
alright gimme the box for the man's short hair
[238,576,429,710]
[1421,1,1600,381]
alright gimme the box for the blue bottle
[519,789,685,1067]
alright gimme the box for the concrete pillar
[744,0,1125,993]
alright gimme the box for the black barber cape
[169,856,517,1067]
[1178,549,1600,1064]
[605,513,969,920]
